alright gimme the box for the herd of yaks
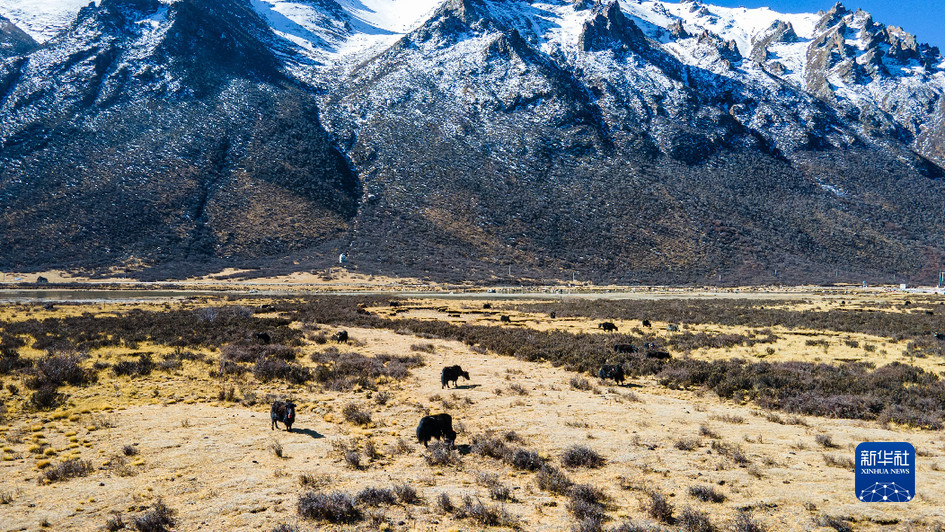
[266,307,675,450]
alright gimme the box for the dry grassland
[0,294,943,531]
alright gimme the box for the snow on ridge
[0,0,99,42]
[621,0,818,58]
[252,0,441,64]
[337,0,439,34]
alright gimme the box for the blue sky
[710,0,945,50]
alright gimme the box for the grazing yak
[500,315,511,323]
[646,351,671,361]
[417,413,456,447]
[254,331,272,344]
[598,322,618,332]
[613,344,637,354]
[666,324,679,332]
[270,400,296,431]
[441,365,470,389]
[549,312,556,319]
[935,332,945,341]
[642,319,652,327]
[332,330,349,343]
[483,303,492,309]
[598,364,625,384]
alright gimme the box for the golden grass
[0,294,943,530]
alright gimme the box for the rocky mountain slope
[0,0,943,284]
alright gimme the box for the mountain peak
[437,0,488,26]
[579,1,646,52]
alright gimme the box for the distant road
[0,284,930,303]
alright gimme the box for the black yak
[270,400,296,431]
[417,414,456,447]
[441,365,470,389]
[598,322,618,332]
[332,330,349,343]
[598,365,625,384]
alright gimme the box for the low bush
[812,514,852,532]
[674,438,701,451]
[0,350,31,375]
[815,434,837,448]
[710,441,750,465]
[536,464,573,495]
[356,487,396,506]
[510,448,544,471]
[426,440,460,466]
[221,343,298,363]
[131,499,176,532]
[394,483,421,505]
[298,491,361,523]
[344,449,362,470]
[42,458,94,483]
[568,484,607,522]
[453,495,518,528]
[570,377,592,391]
[105,515,124,531]
[609,522,660,532]
[113,354,155,378]
[574,516,605,532]
[253,358,311,384]
[699,425,720,439]
[822,454,854,469]
[688,485,725,503]
[678,507,715,532]
[732,512,767,532]
[436,492,455,514]
[310,350,423,390]
[471,432,512,461]
[561,445,605,469]
[644,490,674,524]
[374,390,392,405]
[25,354,95,390]
[342,403,371,426]
[476,472,513,502]
[29,385,64,410]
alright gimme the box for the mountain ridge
[0,0,944,284]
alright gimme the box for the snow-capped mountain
[0,0,944,283]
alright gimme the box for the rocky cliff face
[0,0,944,284]
[0,14,36,58]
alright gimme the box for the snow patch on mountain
[0,0,99,42]
[251,0,440,65]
